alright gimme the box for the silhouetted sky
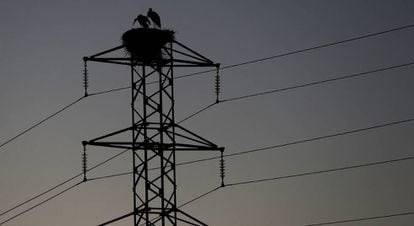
[1,1,414,225]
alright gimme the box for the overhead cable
[0,149,129,224]
[84,116,414,182]
[0,96,85,153]
[225,155,414,187]
[306,210,414,226]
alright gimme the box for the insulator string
[82,141,88,182]
[215,64,221,103]
[83,57,89,97]
[220,148,225,187]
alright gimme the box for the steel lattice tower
[82,30,224,226]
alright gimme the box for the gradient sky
[1,1,414,225]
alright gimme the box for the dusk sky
[1,1,414,225]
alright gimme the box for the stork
[147,8,161,28]
[133,14,151,28]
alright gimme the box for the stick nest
[122,28,175,64]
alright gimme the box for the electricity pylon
[82,29,224,226]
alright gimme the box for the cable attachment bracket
[83,57,89,97]
[215,64,221,103]
[219,148,225,187]
[82,141,88,182]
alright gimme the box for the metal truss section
[84,40,219,68]
[83,40,223,226]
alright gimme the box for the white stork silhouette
[147,8,161,28]
[133,14,151,28]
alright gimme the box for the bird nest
[122,28,175,64]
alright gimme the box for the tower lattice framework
[83,38,224,226]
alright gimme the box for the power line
[223,117,414,158]
[178,186,221,208]
[220,60,414,103]
[177,102,217,124]
[47,59,414,164]
[138,186,222,226]
[4,23,412,155]
[84,116,414,182]
[0,96,85,153]
[137,155,414,226]
[141,155,414,226]
[155,59,414,131]
[0,181,82,226]
[0,174,79,218]
[3,95,412,225]
[173,116,414,167]
[3,22,414,225]
[3,22,413,154]
[85,102,221,181]
[0,149,129,224]
[0,95,219,222]
[88,86,129,96]
[5,95,411,224]
[144,155,414,225]
[85,102,222,182]
[85,23,414,98]
[306,210,414,226]
[86,149,130,172]
[82,58,414,182]
[86,58,414,129]
[173,23,414,81]
[86,170,130,182]
[225,155,414,187]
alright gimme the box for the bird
[147,8,161,28]
[133,14,151,28]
